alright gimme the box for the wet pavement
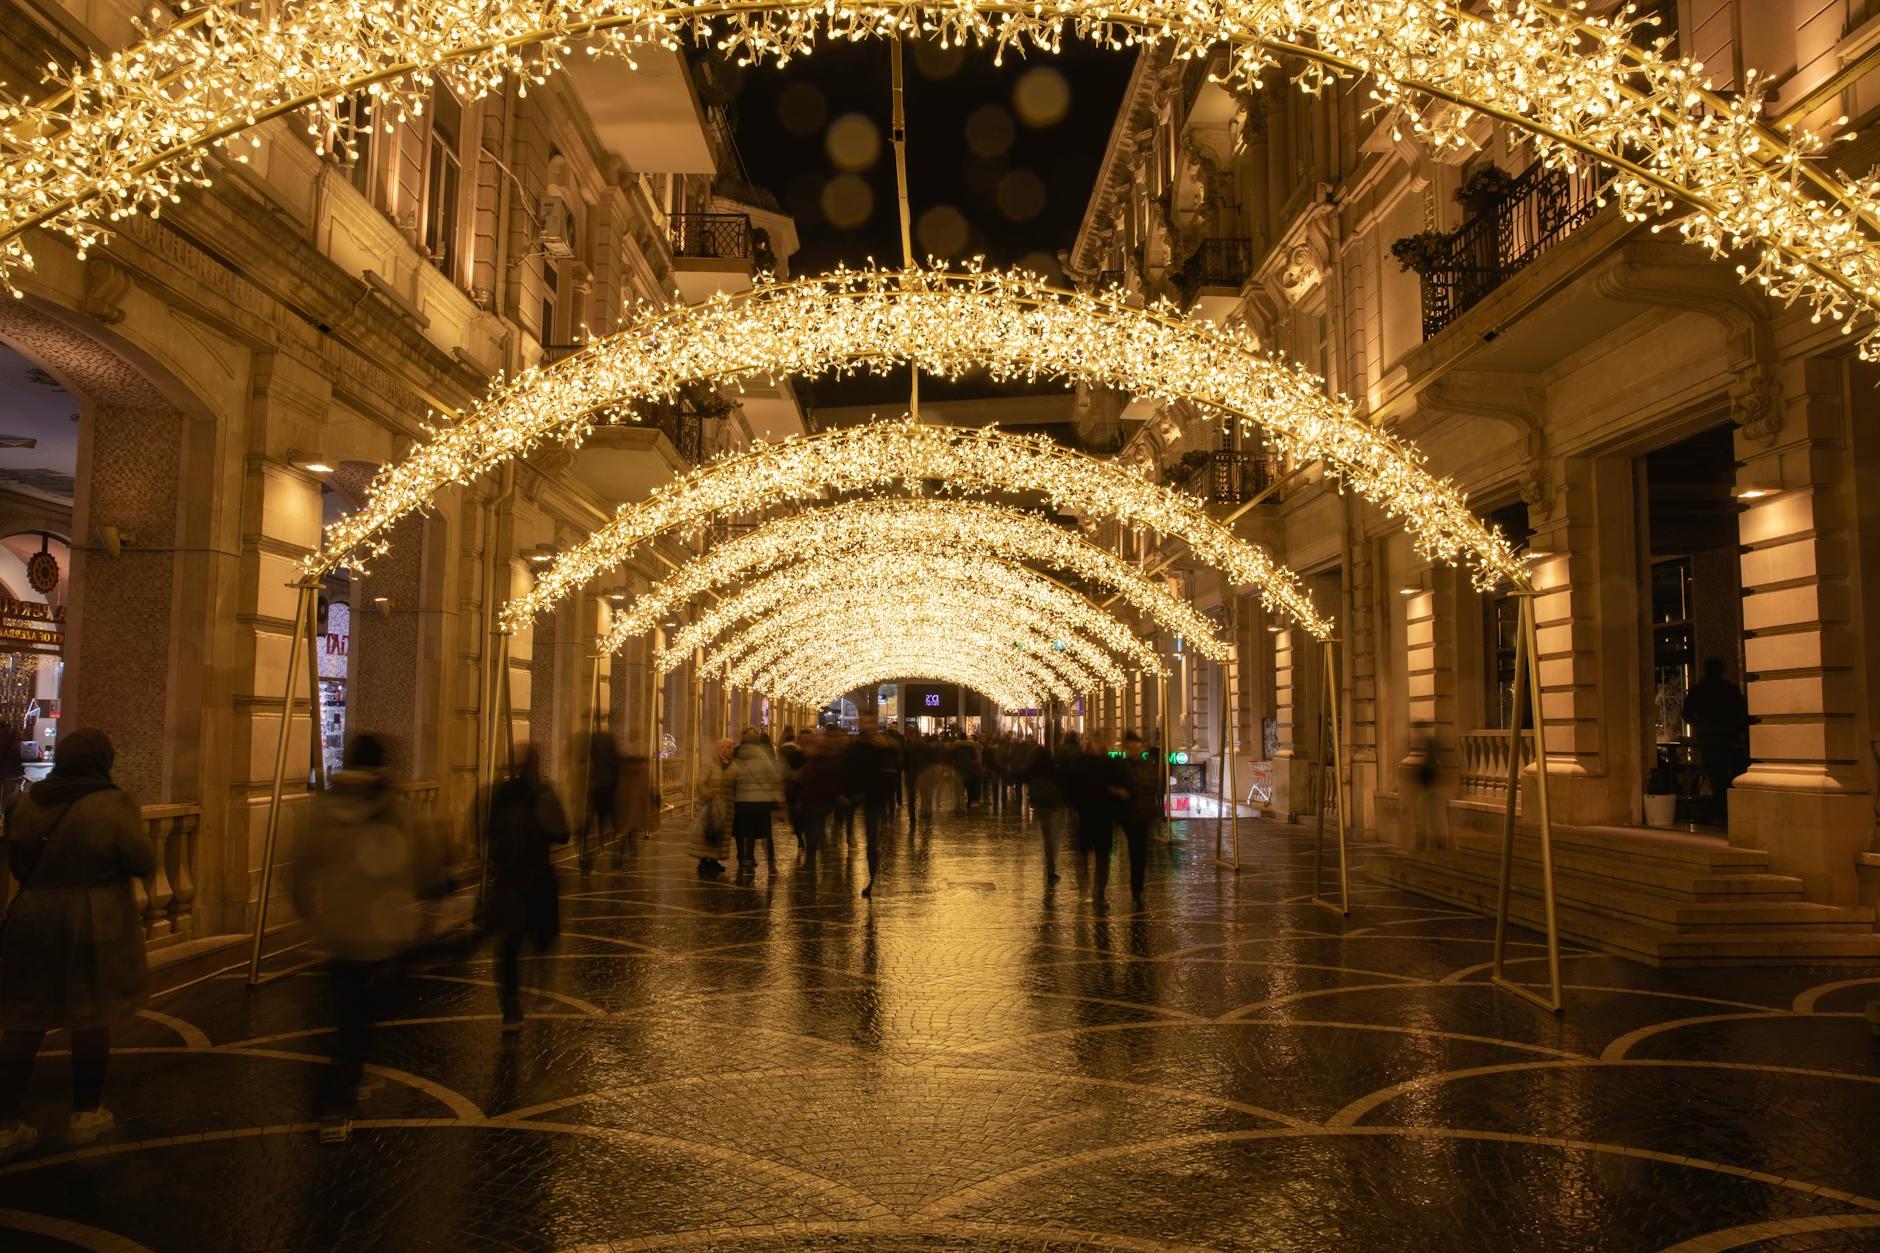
[2,806,1877,1251]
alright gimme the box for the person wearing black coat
[1022,738,1067,885]
[1064,733,1128,910]
[842,714,900,897]
[1117,731,1161,911]
[484,746,569,1031]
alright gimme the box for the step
[1449,835,1806,902]
[1370,851,1880,966]
[1456,822,1774,873]
[1428,846,1872,932]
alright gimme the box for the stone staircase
[1368,823,1880,965]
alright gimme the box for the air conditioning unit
[539,199,576,259]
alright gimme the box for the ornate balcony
[1174,238,1254,308]
[1179,450,1278,506]
[1399,161,1607,340]
[670,211,753,261]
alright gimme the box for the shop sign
[0,597,62,654]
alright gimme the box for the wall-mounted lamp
[373,595,392,619]
[1733,483,1781,501]
[288,450,335,475]
[1398,585,1421,597]
[525,544,558,566]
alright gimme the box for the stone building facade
[0,0,803,962]
[1069,1,1880,960]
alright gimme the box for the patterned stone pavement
[2,807,1878,1251]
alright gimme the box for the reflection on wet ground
[2,807,1877,1250]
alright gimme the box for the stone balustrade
[1456,730,1534,811]
[0,802,202,947]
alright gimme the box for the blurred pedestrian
[730,729,784,873]
[794,729,843,863]
[582,731,622,873]
[778,727,806,853]
[0,729,155,1159]
[1023,736,1067,886]
[485,745,569,1032]
[290,733,444,1142]
[844,713,900,898]
[1683,657,1749,826]
[690,738,735,874]
[1118,731,1160,911]
[0,723,22,809]
[1065,732,1126,910]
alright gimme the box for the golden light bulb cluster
[771,655,1041,711]
[712,596,1121,691]
[599,499,1232,658]
[661,550,1166,677]
[315,268,1517,596]
[5,3,1879,361]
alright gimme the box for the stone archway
[0,298,213,804]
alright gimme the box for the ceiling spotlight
[525,544,559,565]
[1399,585,1421,596]
[289,450,334,475]
[1733,483,1780,501]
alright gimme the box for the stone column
[1732,356,1869,903]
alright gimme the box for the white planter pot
[1642,793,1677,828]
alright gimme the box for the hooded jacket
[291,769,443,962]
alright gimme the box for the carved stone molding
[1731,372,1784,447]
[82,258,134,325]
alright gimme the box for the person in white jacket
[728,730,785,873]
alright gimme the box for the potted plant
[1455,162,1520,212]
[1390,230,1452,276]
[1643,764,1678,828]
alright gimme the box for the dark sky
[712,38,1134,283]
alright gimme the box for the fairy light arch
[320,271,1512,600]
[710,601,1125,694]
[662,551,1167,676]
[603,499,1231,659]
[785,660,1040,711]
[488,417,1338,640]
[6,3,1880,355]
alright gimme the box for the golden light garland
[709,598,1125,694]
[739,619,1078,708]
[598,499,1232,658]
[318,270,1513,594]
[5,3,1878,355]
[661,550,1166,676]
[774,655,1042,711]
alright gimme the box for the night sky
[703,37,1133,407]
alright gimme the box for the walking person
[843,713,899,898]
[0,729,155,1159]
[1682,657,1750,826]
[291,733,445,1142]
[581,731,622,873]
[485,745,569,1032]
[1066,732,1126,910]
[1023,736,1067,886]
[778,727,806,854]
[794,729,843,865]
[730,730,785,874]
[0,723,22,810]
[1118,731,1160,911]
[690,738,735,875]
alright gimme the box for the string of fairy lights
[597,499,1233,659]
[715,607,1113,696]
[773,656,1042,711]
[660,551,1167,677]
[313,270,1515,597]
[5,2,1880,361]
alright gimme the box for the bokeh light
[911,39,964,79]
[825,113,882,172]
[996,170,1047,221]
[916,205,969,257]
[1013,67,1071,127]
[965,105,1015,158]
[779,83,828,137]
[821,174,874,228]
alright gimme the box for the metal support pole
[477,631,513,901]
[1491,591,1565,1014]
[1216,629,1241,870]
[1312,637,1351,915]
[247,581,318,986]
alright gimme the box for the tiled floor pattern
[1,809,1876,1251]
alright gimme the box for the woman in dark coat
[485,746,569,1031]
[0,729,155,1158]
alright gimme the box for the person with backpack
[0,729,155,1159]
[290,733,444,1143]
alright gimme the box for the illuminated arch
[709,601,1124,693]
[602,499,1231,659]
[2,4,1872,352]
[792,661,1040,712]
[320,273,1510,597]
[723,617,1108,703]
[662,551,1166,676]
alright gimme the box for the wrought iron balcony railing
[670,211,753,262]
[1175,238,1254,306]
[1183,450,1277,505]
[1413,162,1607,339]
